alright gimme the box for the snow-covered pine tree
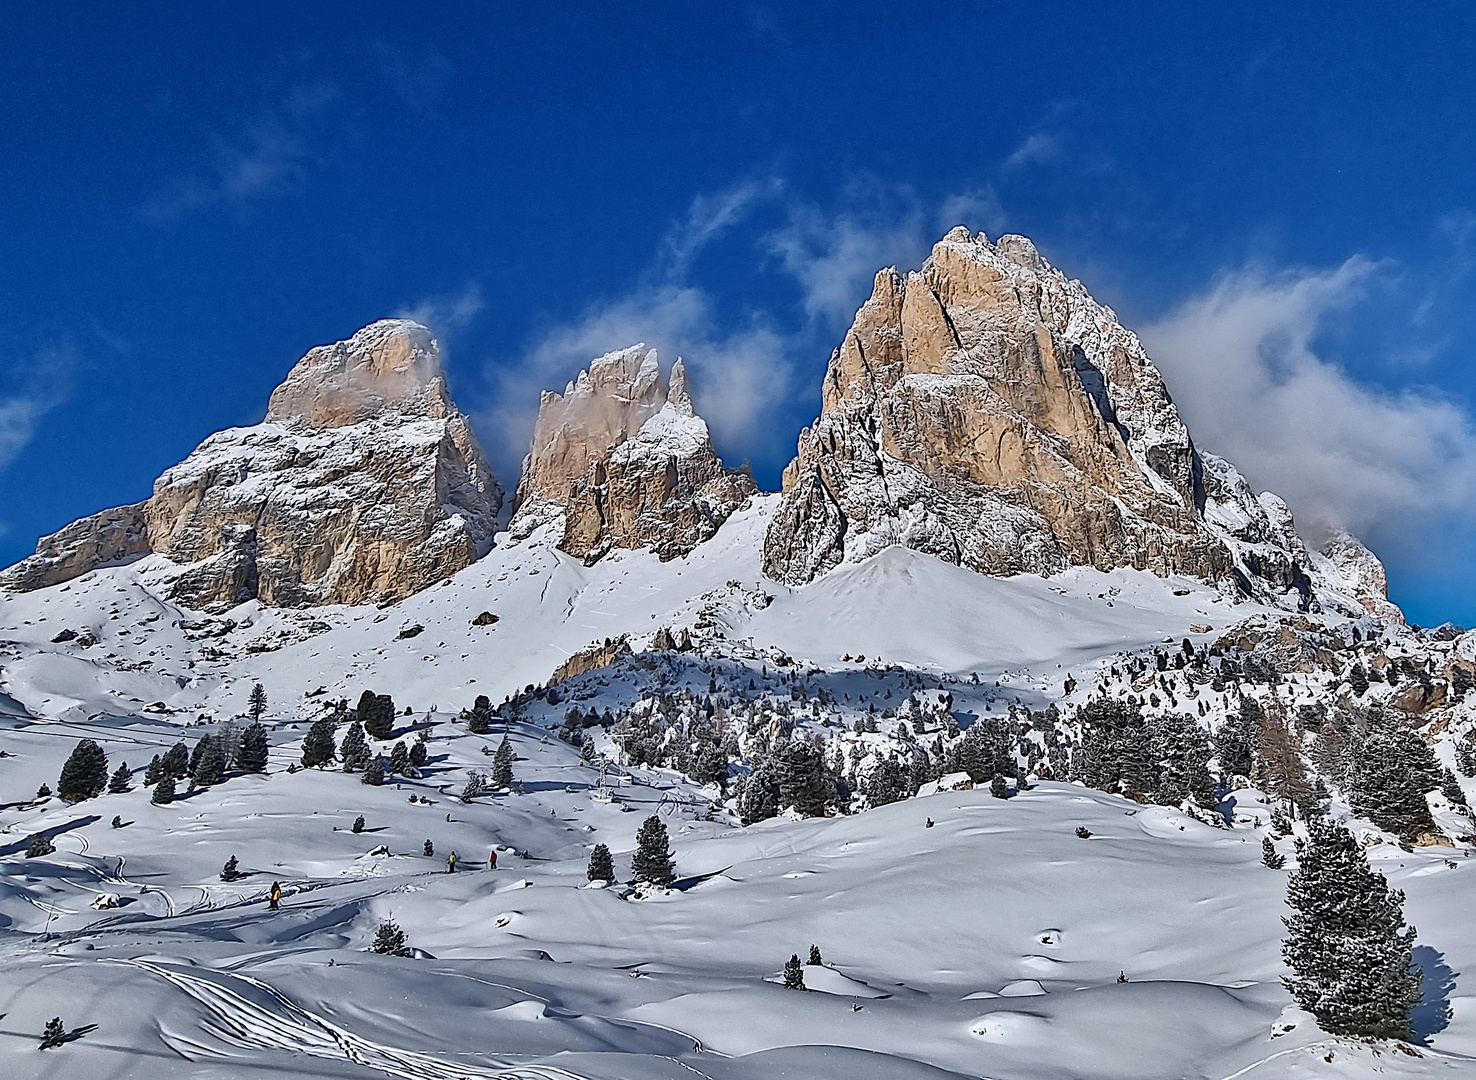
[1077,697,1154,797]
[236,722,268,773]
[339,721,369,772]
[371,920,408,955]
[775,739,831,816]
[220,855,240,881]
[143,754,164,785]
[352,815,366,833]
[188,734,213,778]
[783,954,806,990]
[151,773,175,805]
[1262,836,1285,869]
[409,736,428,767]
[1214,696,1259,781]
[740,755,781,824]
[423,839,434,857]
[57,738,109,802]
[1282,815,1421,1038]
[632,815,674,885]
[194,738,225,786]
[107,762,132,794]
[587,843,614,883]
[365,693,395,740]
[1350,726,1436,838]
[1457,731,1476,778]
[1441,768,1469,809]
[468,694,493,735]
[808,944,823,965]
[1148,712,1217,809]
[360,754,385,786]
[300,717,337,769]
[388,741,409,776]
[492,735,514,789]
[248,681,267,722]
[26,834,55,857]
[162,741,190,778]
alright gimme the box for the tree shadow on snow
[1411,945,1456,1042]
[0,815,100,857]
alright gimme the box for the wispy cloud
[0,345,77,472]
[394,283,485,339]
[1003,130,1066,171]
[1140,258,1476,555]
[143,83,339,221]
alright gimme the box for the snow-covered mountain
[4,233,1473,1080]
[1,320,501,609]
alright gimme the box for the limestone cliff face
[765,228,1229,586]
[509,346,755,562]
[762,228,1398,619]
[1,320,503,608]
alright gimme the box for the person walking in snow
[447,851,458,874]
[268,881,282,910]
[488,849,498,871]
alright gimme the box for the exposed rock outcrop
[763,227,1400,620]
[509,346,755,562]
[1315,528,1405,623]
[1,320,503,608]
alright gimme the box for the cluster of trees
[583,816,675,887]
[53,719,270,808]
[1069,698,1217,810]
[299,692,425,783]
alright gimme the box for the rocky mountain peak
[1,320,502,609]
[763,228,1396,619]
[265,319,452,429]
[510,347,755,562]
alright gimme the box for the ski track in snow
[111,958,591,1080]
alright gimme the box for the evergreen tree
[194,738,225,786]
[1441,768,1469,809]
[26,834,56,857]
[220,855,240,882]
[409,736,428,767]
[236,722,269,773]
[371,920,408,955]
[492,735,514,788]
[775,739,831,816]
[808,944,823,966]
[1255,698,1312,816]
[361,755,385,786]
[300,717,337,769]
[1214,697,1260,780]
[1262,836,1285,869]
[39,1017,66,1050]
[863,756,907,808]
[151,773,176,805]
[423,839,434,857]
[188,733,213,778]
[990,773,1011,799]
[1149,712,1217,809]
[740,755,782,824]
[632,815,674,885]
[1456,731,1476,778]
[143,754,164,786]
[162,741,190,778]
[1350,727,1436,837]
[361,691,395,740]
[248,681,267,722]
[468,694,493,735]
[388,741,409,776]
[1076,698,1154,796]
[108,762,133,794]
[36,783,51,799]
[1282,816,1421,1038]
[783,954,806,990]
[352,815,366,833]
[587,843,614,883]
[57,738,109,802]
[340,721,369,771]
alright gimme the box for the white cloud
[143,84,338,221]
[0,346,76,472]
[1139,259,1476,552]
[660,177,784,278]
[1003,131,1065,171]
[394,283,485,338]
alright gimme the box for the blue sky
[3,3,1475,625]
